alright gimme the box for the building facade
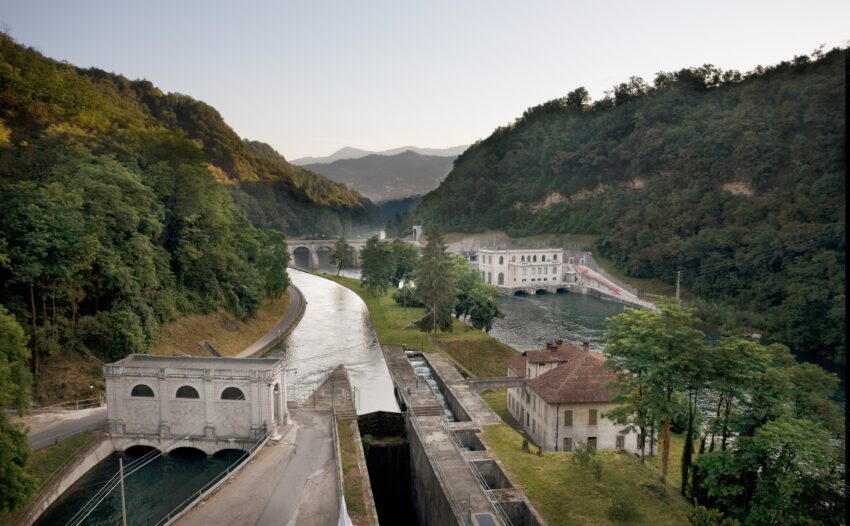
[105,355,287,454]
[478,248,585,289]
[505,340,640,453]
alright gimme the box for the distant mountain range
[303,150,458,203]
[291,144,468,165]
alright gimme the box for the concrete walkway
[238,285,306,358]
[16,407,107,450]
[176,410,339,526]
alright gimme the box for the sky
[1,1,847,159]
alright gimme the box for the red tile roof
[529,347,617,404]
[504,341,618,404]
[506,355,527,377]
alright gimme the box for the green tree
[451,255,503,332]
[604,300,704,482]
[359,236,395,295]
[259,231,290,299]
[390,239,419,285]
[414,225,456,334]
[0,305,35,511]
[330,237,354,275]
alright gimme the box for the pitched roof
[506,355,527,377]
[524,342,585,364]
[527,344,618,404]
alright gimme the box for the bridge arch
[121,440,162,455]
[513,290,529,296]
[535,289,549,295]
[168,446,208,458]
[292,246,311,268]
[314,245,333,268]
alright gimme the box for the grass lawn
[0,430,97,524]
[479,389,521,432]
[322,274,517,378]
[337,419,370,525]
[151,292,290,357]
[482,424,693,525]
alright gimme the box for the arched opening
[124,444,159,457]
[532,255,537,262]
[213,448,249,462]
[568,257,574,264]
[131,384,154,397]
[542,255,546,261]
[513,290,529,296]
[498,256,503,265]
[315,246,333,268]
[553,254,558,260]
[293,246,311,268]
[487,272,492,284]
[176,385,200,399]
[497,273,504,285]
[221,387,246,400]
[556,287,568,294]
[168,446,208,459]
[536,289,549,295]
[520,256,525,262]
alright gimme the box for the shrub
[606,496,638,523]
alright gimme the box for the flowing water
[266,268,399,414]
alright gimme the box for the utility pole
[675,270,681,300]
[119,456,128,526]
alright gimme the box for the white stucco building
[477,248,585,291]
[105,355,287,454]
[505,340,641,453]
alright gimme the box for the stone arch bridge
[288,237,420,269]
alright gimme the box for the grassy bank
[151,292,291,357]
[337,418,371,525]
[322,274,516,377]
[482,424,692,525]
[0,431,97,524]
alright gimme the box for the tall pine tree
[415,225,456,334]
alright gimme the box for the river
[265,268,399,414]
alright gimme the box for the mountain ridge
[291,144,468,165]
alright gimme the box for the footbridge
[105,355,288,455]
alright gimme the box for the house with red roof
[505,339,640,453]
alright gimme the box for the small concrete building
[105,355,287,455]
[504,340,640,453]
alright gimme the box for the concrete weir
[382,346,545,526]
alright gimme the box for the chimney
[546,342,557,351]
[582,340,589,351]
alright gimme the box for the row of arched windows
[130,384,245,400]
[511,253,560,263]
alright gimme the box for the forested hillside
[0,33,371,397]
[409,48,846,364]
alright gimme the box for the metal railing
[155,432,268,525]
[30,396,104,414]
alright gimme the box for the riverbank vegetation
[150,293,291,357]
[482,423,693,526]
[605,300,844,524]
[323,274,514,378]
[401,48,846,367]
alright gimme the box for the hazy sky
[2,1,847,159]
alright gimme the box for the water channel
[266,268,399,414]
[35,447,247,526]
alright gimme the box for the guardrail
[156,433,268,526]
[30,396,104,414]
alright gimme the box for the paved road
[177,410,339,526]
[27,407,107,450]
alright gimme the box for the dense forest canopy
[406,48,846,365]
[0,33,376,399]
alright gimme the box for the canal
[265,268,399,414]
[35,447,247,526]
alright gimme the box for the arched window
[533,255,537,262]
[499,256,504,265]
[568,257,574,264]
[553,254,558,260]
[511,256,515,262]
[221,387,245,400]
[542,255,546,262]
[487,272,492,284]
[520,256,525,262]
[176,386,200,399]
[131,384,154,397]
[498,273,504,285]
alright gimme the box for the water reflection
[489,292,625,352]
[268,269,399,414]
